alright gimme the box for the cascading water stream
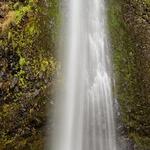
[50,0,117,150]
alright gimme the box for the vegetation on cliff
[0,0,59,149]
[0,0,150,149]
[108,0,150,149]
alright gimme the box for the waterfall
[50,0,117,150]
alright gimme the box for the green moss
[15,5,32,24]
[130,133,150,150]
[41,60,49,72]
[19,57,27,66]
[25,21,40,36]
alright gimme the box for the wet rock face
[114,100,135,150]
[0,48,20,105]
[108,0,150,149]
[122,0,150,147]
[4,50,20,74]
[0,0,58,149]
[0,46,48,144]
[0,10,5,19]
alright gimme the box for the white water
[50,0,117,150]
